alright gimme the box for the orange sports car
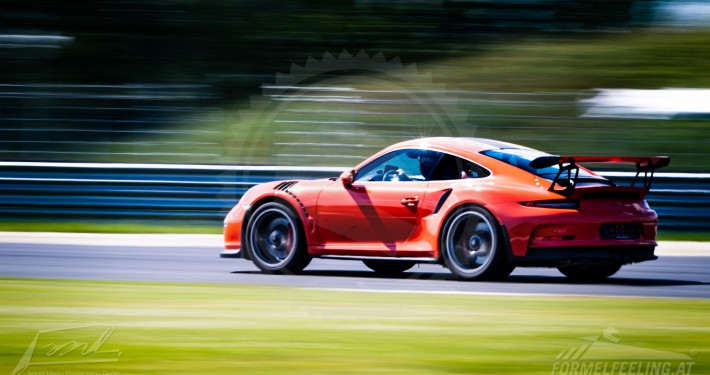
[222,137,669,281]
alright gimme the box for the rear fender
[434,195,505,260]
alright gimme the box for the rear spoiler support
[529,155,670,197]
[548,161,579,197]
[631,161,658,191]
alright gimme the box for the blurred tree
[0,0,658,92]
[0,0,671,164]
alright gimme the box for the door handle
[400,196,419,207]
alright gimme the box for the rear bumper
[220,248,243,258]
[490,202,659,258]
[510,245,656,267]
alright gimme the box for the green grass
[0,278,707,375]
[658,231,710,242]
[0,221,222,234]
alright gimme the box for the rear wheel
[557,264,621,281]
[362,259,415,275]
[245,202,311,274]
[441,206,514,281]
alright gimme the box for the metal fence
[0,162,708,232]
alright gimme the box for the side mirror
[340,169,357,186]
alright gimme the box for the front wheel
[557,264,621,282]
[441,206,514,281]
[362,259,415,275]
[245,202,311,274]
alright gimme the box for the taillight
[519,200,579,209]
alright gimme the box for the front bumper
[220,248,243,258]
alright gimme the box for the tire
[440,206,514,281]
[557,264,621,282]
[245,202,311,274]
[362,259,415,275]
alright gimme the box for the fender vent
[273,181,307,216]
[274,181,298,191]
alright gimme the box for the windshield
[481,149,608,183]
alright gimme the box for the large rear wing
[529,155,670,197]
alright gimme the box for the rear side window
[429,153,490,180]
[481,149,601,182]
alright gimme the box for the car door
[316,148,442,252]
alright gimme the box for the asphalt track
[0,234,709,299]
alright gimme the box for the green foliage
[116,30,710,171]
[428,31,710,91]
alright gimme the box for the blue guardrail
[0,162,708,232]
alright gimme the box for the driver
[418,150,440,179]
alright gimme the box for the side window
[355,149,444,182]
[460,158,490,179]
[429,154,491,181]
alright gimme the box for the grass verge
[0,221,222,234]
[0,278,707,375]
[658,231,710,242]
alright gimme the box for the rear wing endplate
[529,155,670,197]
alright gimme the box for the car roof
[351,136,544,177]
[387,137,534,154]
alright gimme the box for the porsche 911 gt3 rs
[222,137,669,281]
